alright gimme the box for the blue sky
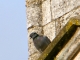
[0,0,28,60]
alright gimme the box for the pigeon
[30,32,51,52]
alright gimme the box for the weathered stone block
[27,6,42,28]
[74,52,80,60]
[51,0,80,19]
[55,7,80,35]
[43,21,55,41]
[42,0,51,25]
[26,0,42,7]
[28,52,41,60]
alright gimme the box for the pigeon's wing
[33,36,51,52]
[33,36,43,52]
[43,36,51,44]
[38,36,51,51]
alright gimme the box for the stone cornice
[38,16,80,60]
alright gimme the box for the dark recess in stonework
[38,16,80,60]
[45,25,77,60]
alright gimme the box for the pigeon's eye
[34,33,36,35]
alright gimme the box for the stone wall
[26,0,80,60]
[55,27,80,60]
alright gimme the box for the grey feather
[30,32,51,52]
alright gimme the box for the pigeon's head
[30,32,39,39]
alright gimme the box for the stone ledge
[37,16,80,60]
[55,27,80,60]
